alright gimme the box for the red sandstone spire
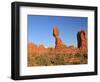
[77,30,87,51]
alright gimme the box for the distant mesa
[28,25,87,55]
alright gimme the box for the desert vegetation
[28,26,87,66]
[28,53,87,66]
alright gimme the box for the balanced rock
[53,25,59,38]
[53,25,65,49]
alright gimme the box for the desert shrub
[34,54,52,66]
[28,52,88,66]
[28,56,37,66]
[74,53,81,58]
[83,54,88,58]
[51,54,66,65]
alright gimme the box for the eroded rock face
[28,43,38,55]
[77,30,87,53]
[53,25,66,49]
[53,25,59,38]
[28,26,87,55]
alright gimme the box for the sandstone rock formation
[28,26,88,66]
[28,25,87,55]
[53,25,64,48]
[77,30,87,53]
[28,43,49,55]
[53,25,68,51]
[28,43,38,55]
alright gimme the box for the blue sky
[28,15,87,47]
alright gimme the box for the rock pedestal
[53,25,65,48]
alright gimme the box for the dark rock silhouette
[77,30,87,53]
